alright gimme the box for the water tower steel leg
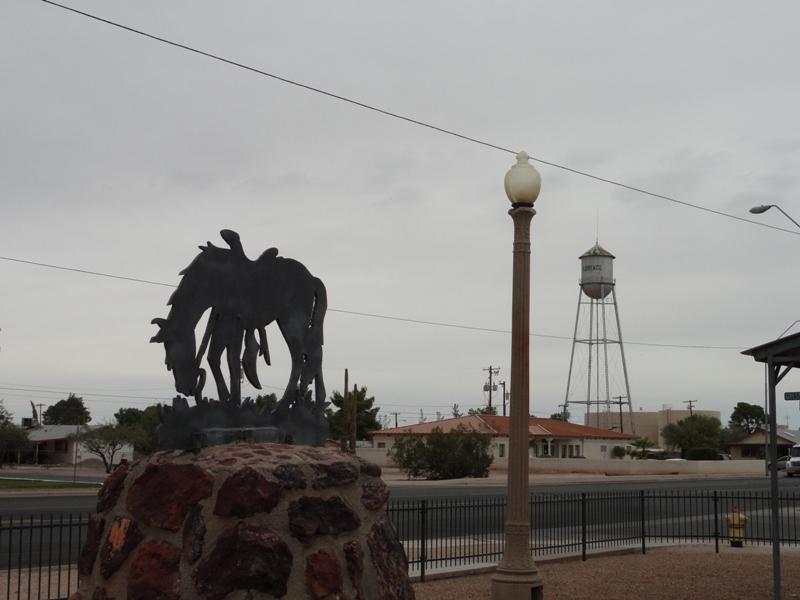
[563,286,583,420]
[612,287,635,435]
[595,298,602,427]
[601,288,612,417]
[587,297,594,425]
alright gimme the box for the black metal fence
[387,490,800,580]
[2,490,799,598]
[0,513,88,600]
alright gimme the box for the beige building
[584,408,721,448]
[727,427,799,460]
[372,415,637,464]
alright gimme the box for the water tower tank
[580,244,615,299]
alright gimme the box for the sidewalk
[383,467,757,487]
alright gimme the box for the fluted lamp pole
[491,151,544,600]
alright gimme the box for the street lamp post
[749,205,800,475]
[491,152,544,600]
[749,204,800,229]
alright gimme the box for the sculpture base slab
[157,395,328,449]
[197,426,284,447]
[491,567,544,600]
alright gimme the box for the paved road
[389,474,800,498]
[0,475,798,516]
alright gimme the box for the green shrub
[611,445,627,459]
[389,425,493,480]
[685,447,719,461]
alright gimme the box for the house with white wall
[27,424,134,467]
[369,415,637,466]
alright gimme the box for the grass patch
[0,479,99,490]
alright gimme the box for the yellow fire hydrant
[726,506,747,547]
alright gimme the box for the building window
[377,442,386,449]
[498,443,506,458]
[600,445,608,453]
[55,440,68,453]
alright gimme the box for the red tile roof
[374,415,637,440]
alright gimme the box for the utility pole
[418,408,426,423]
[349,383,358,454]
[499,381,508,417]
[483,365,500,411]
[613,395,627,433]
[391,412,399,428]
[342,369,349,452]
[557,403,568,421]
[683,399,696,416]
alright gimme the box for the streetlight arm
[774,206,800,230]
[778,320,800,339]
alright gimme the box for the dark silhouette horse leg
[276,317,306,411]
[226,322,245,406]
[207,317,232,403]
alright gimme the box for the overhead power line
[40,0,800,237]
[0,254,743,350]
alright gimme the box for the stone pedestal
[72,443,414,600]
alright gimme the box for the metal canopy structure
[742,331,800,600]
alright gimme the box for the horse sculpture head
[150,317,205,398]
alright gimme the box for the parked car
[787,445,800,477]
[769,455,789,471]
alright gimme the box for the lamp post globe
[491,151,544,600]
[505,151,541,205]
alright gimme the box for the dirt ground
[2,546,797,599]
[413,545,800,600]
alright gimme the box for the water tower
[563,243,635,433]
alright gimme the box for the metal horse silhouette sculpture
[150,230,328,447]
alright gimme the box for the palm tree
[631,437,656,459]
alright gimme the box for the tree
[451,404,463,418]
[390,425,493,480]
[114,405,161,454]
[325,386,381,441]
[550,410,571,421]
[661,414,723,457]
[0,400,12,426]
[631,437,656,459]
[0,401,29,466]
[468,405,497,416]
[72,425,137,473]
[728,402,765,436]
[253,393,278,413]
[43,394,91,425]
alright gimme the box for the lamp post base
[491,567,544,600]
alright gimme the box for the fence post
[419,500,427,582]
[713,491,719,554]
[581,493,587,561]
[640,490,646,555]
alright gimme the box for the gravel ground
[413,546,800,600]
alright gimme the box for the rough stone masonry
[72,443,414,600]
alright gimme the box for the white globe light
[504,151,541,205]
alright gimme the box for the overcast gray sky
[2,1,800,430]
